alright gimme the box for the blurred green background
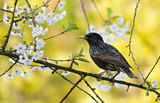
[0,0,160,103]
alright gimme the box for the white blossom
[4,74,14,79]
[35,13,45,23]
[152,78,158,87]
[21,71,29,77]
[3,2,7,10]
[117,17,124,25]
[36,38,46,50]
[12,68,22,76]
[94,82,111,92]
[9,58,15,63]
[13,23,21,30]
[3,12,10,24]
[18,54,33,65]
[15,43,26,54]
[32,24,48,37]
[32,50,44,60]
[58,1,66,11]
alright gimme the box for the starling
[81,32,137,79]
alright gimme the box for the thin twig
[0,8,12,13]
[91,0,104,22]
[0,61,18,77]
[43,58,71,62]
[25,0,36,27]
[127,0,144,80]
[83,79,104,103]
[53,0,60,13]
[56,72,98,103]
[2,0,18,51]
[144,56,160,82]
[43,29,70,40]
[60,76,85,103]
[80,0,90,32]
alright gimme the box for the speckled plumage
[84,33,137,79]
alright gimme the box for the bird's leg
[110,71,120,85]
[97,70,109,81]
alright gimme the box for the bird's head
[80,32,104,45]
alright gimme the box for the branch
[127,0,144,80]
[0,50,160,97]
[0,60,18,77]
[83,79,104,103]
[2,0,18,51]
[144,56,160,82]
[25,0,36,27]
[80,0,90,32]
[0,8,12,13]
[43,29,70,41]
[53,0,60,13]
[60,76,85,103]
[56,72,99,103]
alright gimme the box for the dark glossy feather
[84,32,137,79]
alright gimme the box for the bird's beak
[78,35,86,39]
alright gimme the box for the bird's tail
[123,68,138,79]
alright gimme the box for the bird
[80,32,137,79]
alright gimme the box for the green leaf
[79,48,84,55]
[77,58,89,63]
[112,16,120,20]
[9,47,13,51]
[73,61,79,66]
[23,41,27,45]
[107,8,113,17]
[68,23,79,31]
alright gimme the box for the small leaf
[77,58,89,63]
[79,48,84,55]
[112,16,120,20]
[68,23,79,31]
[23,41,27,45]
[9,47,13,51]
[107,8,113,17]
[73,61,79,66]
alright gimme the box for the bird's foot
[97,70,110,81]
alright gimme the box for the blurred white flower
[61,72,70,76]
[32,24,48,37]
[15,43,26,54]
[117,17,124,25]
[12,68,22,76]
[32,50,44,60]
[3,12,10,24]
[13,23,21,30]
[99,29,113,43]
[86,25,96,34]
[4,74,14,79]
[28,67,37,72]
[21,71,29,77]
[35,13,45,23]
[58,1,66,11]
[152,78,158,87]
[3,2,7,10]
[9,58,15,63]
[94,82,111,92]
[18,54,33,65]
[36,38,46,50]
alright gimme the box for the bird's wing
[90,44,131,68]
